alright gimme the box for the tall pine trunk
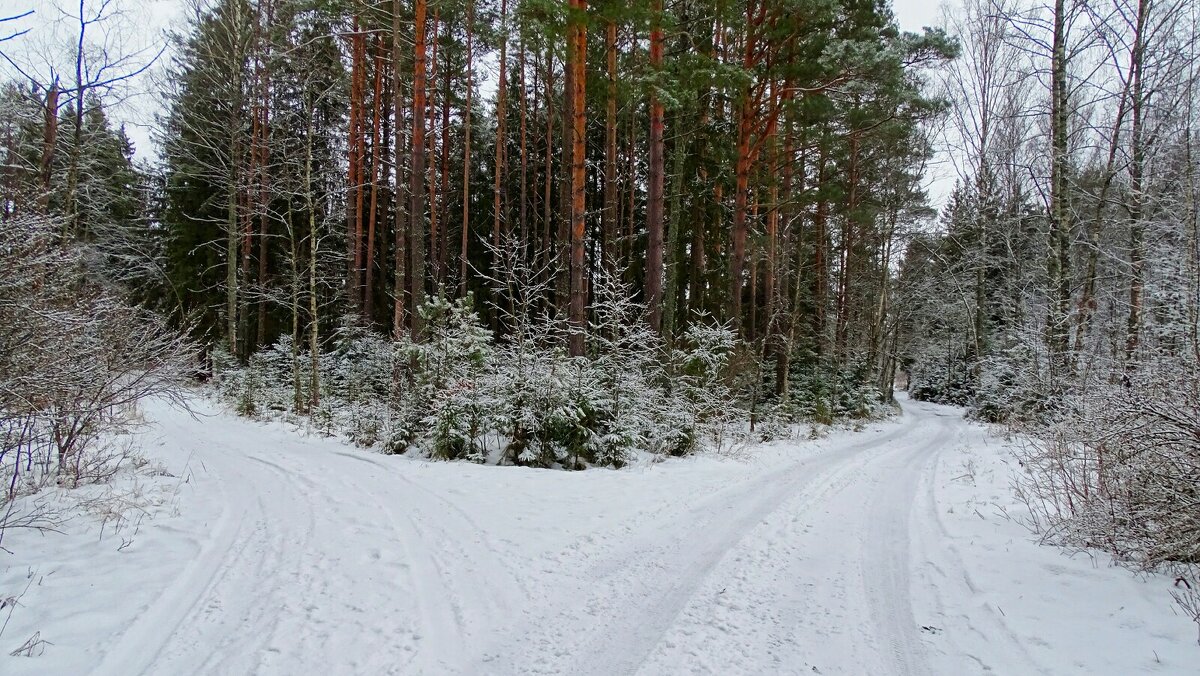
[460,0,475,297]
[493,0,508,262]
[352,26,367,311]
[439,67,451,288]
[392,0,408,338]
[410,0,429,336]
[347,17,362,311]
[662,114,689,341]
[603,20,618,273]
[427,12,441,298]
[366,37,384,322]
[568,0,588,357]
[518,32,529,259]
[646,0,665,332]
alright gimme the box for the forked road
[91,396,1023,676]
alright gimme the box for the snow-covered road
[3,395,1196,675]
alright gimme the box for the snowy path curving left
[86,401,534,676]
[3,396,1194,675]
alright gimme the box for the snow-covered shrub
[234,339,297,415]
[476,237,572,466]
[325,315,398,405]
[904,324,1064,425]
[779,357,888,426]
[540,358,600,468]
[0,216,192,539]
[411,294,493,460]
[907,346,976,407]
[210,349,240,406]
[491,348,562,466]
[1014,365,1200,569]
[411,295,491,385]
[337,401,384,447]
[909,368,974,406]
[217,337,324,419]
[967,339,1062,424]
[303,317,408,447]
[582,271,665,466]
[309,399,337,437]
[488,342,583,467]
[234,365,261,417]
[668,319,738,453]
[425,379,492,462]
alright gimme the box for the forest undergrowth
[217,244,894,470]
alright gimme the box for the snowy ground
[1,394,1195,675]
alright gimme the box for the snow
[1,394,1195,674]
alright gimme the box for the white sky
[893,0,957,208]
[4,0,953,206]
[893,0,946,32]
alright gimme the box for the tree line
[141,0,952,397]
[895,0,1200,619]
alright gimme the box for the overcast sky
[895,0,946,32]
[5,0,953,205]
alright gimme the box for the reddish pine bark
[427,11,440,295]
[603,20,618,273]
[352,25,367,309]
[410,0,428,336]
[646,0,665,332]
[493,0,508,258]
[459,0,474,297]
[365,36,384,322]
[439,36,452,287]
[541,48,555,277]
[567,0,588,357]
[391,0,407,338]
[346,17,363,310]
[518,31,529,252]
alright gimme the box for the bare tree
[2,1,163,236]
[1,215,193,544]
[0,10,33,47]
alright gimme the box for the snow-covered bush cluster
[1014,365,1200,566]
[218,255,741,469]
[0,217,193,539]
[1009,359,1200,637]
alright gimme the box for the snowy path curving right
[3,395,1196,675]
[464,409,939,676]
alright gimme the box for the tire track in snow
[96,396,987,676]
[629,400,956,676]
[575,419,933,676]
[94,408,456,675]
[323,448,526,674]
[109,449,319,676]
[456,418,928,675]
[907,414,1046,675]
[860,408,954,676]
[347,472,465,675]
[90,436,291,676]
[197,454,320,674]
[588,449,874,676]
